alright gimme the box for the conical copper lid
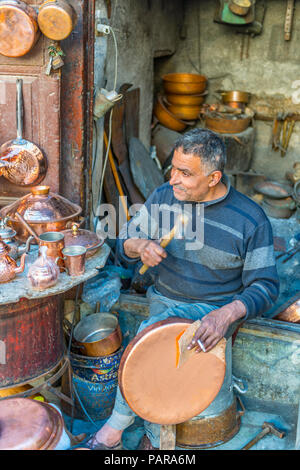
[62,223,104,256]
[0,186,82,223]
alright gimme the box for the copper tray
[118,318,226,425]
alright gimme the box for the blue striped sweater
[117,177,279,320]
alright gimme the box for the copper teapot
[0,240,26,283]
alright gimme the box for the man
[86,128,279,450]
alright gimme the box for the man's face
[169,147,218,202]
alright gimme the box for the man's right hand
[124,239,167,267]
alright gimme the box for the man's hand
[187,300,246,353]
[124,238,167,267]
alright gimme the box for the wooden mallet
[139,213,189,275]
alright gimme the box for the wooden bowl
[154,97,187,132]
[167,104,201,120]
[163,73,207,95]
[165,93,206,106]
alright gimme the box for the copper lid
[0,398,63,450]
[62,223,104,254]
[1,186,82,223]
[118,318,226,425]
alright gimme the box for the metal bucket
[69,347,123,383]
[176,339,247,448]
[61,348,123,421]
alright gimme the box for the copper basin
[167,104,201,120]
[73,313,122,357]
[165,92,206,106]
[205,114,251,134]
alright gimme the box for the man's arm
[188,220,279,353]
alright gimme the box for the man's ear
[208,170,222,187]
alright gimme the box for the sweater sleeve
[116,190,160,264]
[233,220,280,320]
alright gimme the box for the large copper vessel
[0,186,82,243]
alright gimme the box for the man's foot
[85,423,123,450]
[138,435,158,450]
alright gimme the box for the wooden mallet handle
[139,214,189,275]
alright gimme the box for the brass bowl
[165,93,206,106]
[167,104,201,120]
[205,114,251,134]
[221,90,250,104]
[163,73,207,95]
[154,96,188,132]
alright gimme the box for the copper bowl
[154,96,188,132]
[163,73,207,95]
[205,114,251,134]
[0,185,82,243]
[62,223,104,258]
[165,92,206,106]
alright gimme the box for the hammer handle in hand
[139,225,177,275]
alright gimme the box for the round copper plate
[118,318,226,425]
[0,1,40,57]
[0,398,57,450]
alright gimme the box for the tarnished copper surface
[62,223,104,258]
[118,318,226,425]
[176,399,241,448]
[0,398,63,450]
[0,186,82,242]
[0,1,40,57]
[38,0,77,41]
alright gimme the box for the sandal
[85,432,123,450]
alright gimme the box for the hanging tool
[241,421,285,450]
[281,118,296,157]
[139,214,189,275]
[103,130,130,221]
[284,0,295,41]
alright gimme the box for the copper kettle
[0,240,26,283]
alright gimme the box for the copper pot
[62,223,104,258]
[167,104,202,120]
[0,240,26,283]
[165,92,207,106]
[38,0,77,41]
[0,0,40,57]
[0,186,82,243]
[221,90,250,105]
[73,313,122,357]
[229,0,251,16]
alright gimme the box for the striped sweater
[117,177,279,320]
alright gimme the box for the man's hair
[173,128,227,174]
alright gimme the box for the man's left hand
[187,300,247,353]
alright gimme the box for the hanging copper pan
[118,317,226,425]
[0,0,40,57]
[0,79,47,186]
